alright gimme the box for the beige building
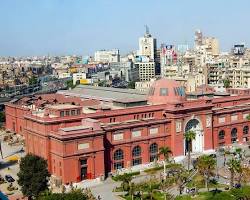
[135,62,155,81]
[228,67,250,88]
[186,73,207,92]
[138,29,157,61]
[203,37,219,56]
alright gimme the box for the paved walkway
[90,178,121,200]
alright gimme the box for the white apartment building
[94,49,120,63]
[58,72,71,79]
[73,72,87,85]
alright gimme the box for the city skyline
[0,0,249,56]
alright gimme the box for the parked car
[234,183,241,188]
[209,154,217,158]
[5,175,15,183]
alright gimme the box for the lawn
[186,174,227,190]
[121,191,168,200]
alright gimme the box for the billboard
[233,44,245,55]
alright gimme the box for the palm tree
[159,146,172,180]
[184,130,196,171]
[197,155,216,191]
[159,146,172,163]
[227,158,241,188]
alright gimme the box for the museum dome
[147,78,186,105]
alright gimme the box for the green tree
[66,80,77,89]
[196,155,216,191]
[159,146,172,163]
[246,114,250,121]
[38,188,91,200]
[119,173,133,194]
[184,130,196,171]
[159,146,172,180]
[171,165,188,195]
[0,112,5,123]
[128,81,135,89]
[17,154,50,199]
[223,79,230,88]
[29,76,38,85]
[227,158,241,188]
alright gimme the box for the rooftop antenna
[145,25,149,35]
[144,25,151,37]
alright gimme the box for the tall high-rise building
[195,30,203,48]
[138,26,157,61]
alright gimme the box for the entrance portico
[184,118,204,154]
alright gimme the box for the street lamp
[215,148,219,179]
[0,140,3,159]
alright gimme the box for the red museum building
[5,78,250,184]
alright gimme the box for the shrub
[112,171,140,181]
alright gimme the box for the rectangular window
[78,143,89,150]
[77,109,81,115]
[132,130,141,138]
[160,88,168,96]
[60,111,64,117]
[150,155,157,162]
[218,117,225,124]
[243,113,249,119]
[149,127,158,135]
[231,114,238,121]
[113,133,124,141]
[132,158,142,166]
[114,162,124,170]
[66,110,70,116]
[71,110,76,116]
[80,159,87,165]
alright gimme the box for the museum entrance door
[184,119,204,154]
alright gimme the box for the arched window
[132,146,141,157]
[113,149,124,170]
[243,126,249,135]
[132,146,142,166]
[218,130,225,140]
[231,128,238,143]
[114,149,123,160]
[149,143,158,162]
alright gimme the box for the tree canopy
[17,154,50,199]
[29,76,38,85]
[223,79,230,88]
[38,188,90,200]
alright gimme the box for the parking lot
[0,131,25,199]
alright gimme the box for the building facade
[5,79,250,184]
[94,49,120,63]
[138,28,157,61]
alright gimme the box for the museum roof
[57,85,147,103]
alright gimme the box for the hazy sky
[0,0,249,56]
